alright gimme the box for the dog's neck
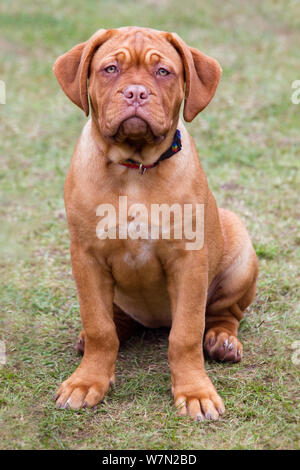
[90,117,179,167]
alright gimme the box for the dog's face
[54,27,222,146]
[88,29,184,145]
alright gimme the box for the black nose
[122,85,150,106]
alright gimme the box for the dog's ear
[53,29,114,116]
[165,33,222,122]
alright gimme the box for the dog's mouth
[107,96,168,146]
[114,116,160,146]
[120,116,149,138]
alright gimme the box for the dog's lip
[113,109,156,139]
[120,115,149,128]
[102,104,168,146]
[122,115,148,126]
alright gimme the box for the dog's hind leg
[75,304,140,354]
[113,304,142,342]
[204,209,258,362]
[75,330,86,354]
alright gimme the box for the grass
[0,0,299,450]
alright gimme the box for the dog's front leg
[55,244,119,410]
[167,251,225,421]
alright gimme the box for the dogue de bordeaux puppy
[53,27,258,421]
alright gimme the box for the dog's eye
[105,65,117,74]
[157,67,170,76]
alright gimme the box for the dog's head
[54,27,221,146]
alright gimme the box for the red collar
[119,129,182,175]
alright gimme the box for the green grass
[0,0,299,450]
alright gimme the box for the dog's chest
[109,239,172,327]
[89,180,186,327]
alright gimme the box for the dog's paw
[173,377,225,421]
[204,330,243,362]
[54,372,111,410]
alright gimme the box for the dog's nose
[122,85,150,106]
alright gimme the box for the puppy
[53,27,258,420]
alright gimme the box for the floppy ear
[53,29,114,116]
[165,33,222,122]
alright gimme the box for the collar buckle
[139,163,147,175]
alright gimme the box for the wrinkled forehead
[91,27,183,72]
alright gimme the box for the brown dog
[53,27,258,421]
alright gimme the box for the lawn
[0,0,299,450]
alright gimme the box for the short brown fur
[53,27,258,420]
